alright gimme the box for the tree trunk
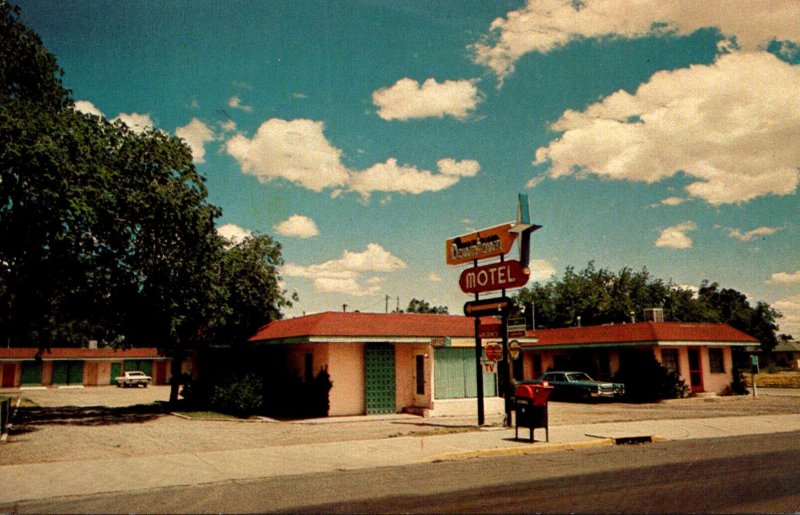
[169,344,184,405]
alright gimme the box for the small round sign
[509,340,521,360]
[485,344,502,361]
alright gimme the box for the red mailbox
[514,382,554,442]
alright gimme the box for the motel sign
[458,259,529,294]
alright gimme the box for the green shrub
[730,367,749,395]
[765,364,783,374]
[613,350,687,402]
[261,367,333,419]
[208,373,264,417]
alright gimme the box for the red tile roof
[524,322,758,348]
[250,313,757,348]
[249,312,476,342]
[0,347,166,360]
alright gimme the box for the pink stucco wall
[653,346,735,394]
[394,344,432,411]
[327,343,365,416]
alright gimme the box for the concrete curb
[169,412,278,423]
[427,438,617,462]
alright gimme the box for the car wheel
[579,389,591,401]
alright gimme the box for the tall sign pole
[445,194,541,427]
[473,273,484,426]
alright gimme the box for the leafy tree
[403,298,449,314]
[0,2,71,108]
[695,281,781,351]
[209,234,297,345]
[516,262,782,350]
[0,3,294,403]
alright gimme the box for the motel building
[248,311,760,417]
[0,347,173,388]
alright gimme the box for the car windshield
[566,372,593,382]
[129,372,144,376]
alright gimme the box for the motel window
[661,349,679,374]
[709,348,725,374]
[532,355,542,378]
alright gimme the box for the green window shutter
[138,360,152,376]
[434,348,496,399]
[52,361,83,385]
[110,363,121,384]
[125,360,152,375]
[52,362,69,385]
[21,362,43,386]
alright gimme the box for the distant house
[249,312,760,417]
[759,340,800,369]
[521,322,759,395]
[0,348,172,388]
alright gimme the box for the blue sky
[17,0,800,335]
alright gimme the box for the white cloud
[225,118,350,192]
[225,118,479,199]
[72,102,157,136]
[273,215,320,239]
[428,272,442,282]
[534,52,800,204]
[372,78,482,121]
[656,221,697,249]
[227,95,253,112]
[220,119,237,132]
[472,0,800,80]
[175,118,215,163]
[529,259,557,282]
[112,112,154,134]
[676,284,700,298]
[768,270,800,285]
[525,175,546,189]
[348,158,480,200]
[217,223,252,245]
[774,294,800,336]
[73,100,104,117]
[660,197,688,207]
[726,226,782,242]
[282,243,406,296]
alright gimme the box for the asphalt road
[11,432,800,514]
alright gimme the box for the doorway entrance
[688,348,704,393]
[365,343,396,414]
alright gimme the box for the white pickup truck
[115,371,152,388]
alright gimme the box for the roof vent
[643,308,664,323]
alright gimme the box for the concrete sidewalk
[2,413,800,505]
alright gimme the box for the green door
[68,361,84,384]
[110,363,121,384]
[21,362,43,386]
[365,343,396,415]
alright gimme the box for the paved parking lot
[3,386,800,467]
